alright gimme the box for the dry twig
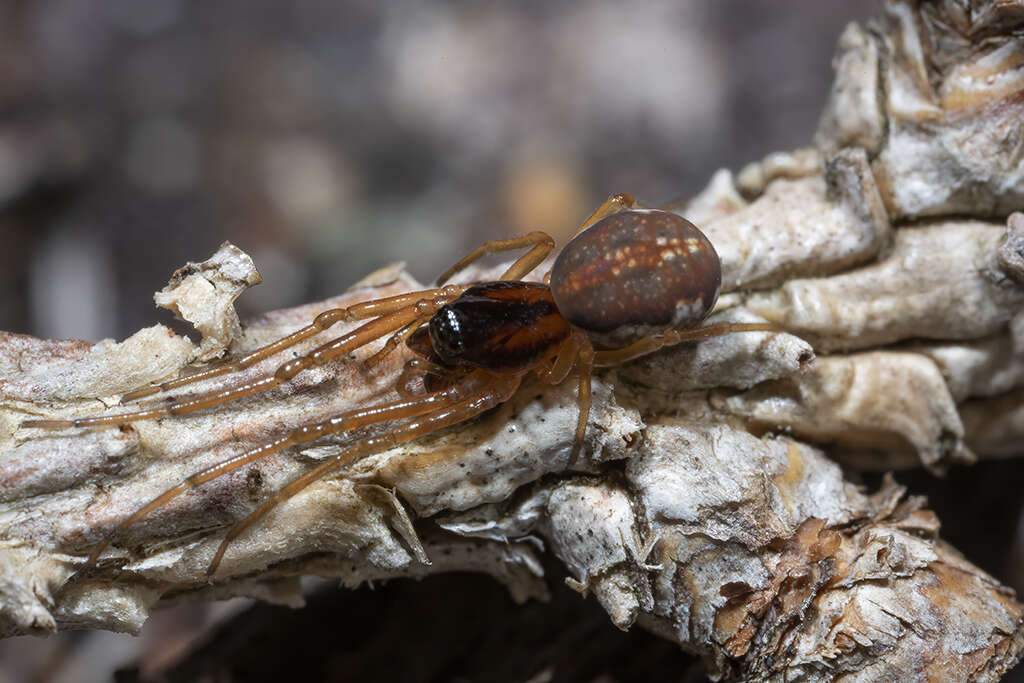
[2,0,1023,680]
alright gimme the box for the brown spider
[23,193,777,576]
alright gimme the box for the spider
[23,193,778,577]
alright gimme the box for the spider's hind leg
[436,232,554,285]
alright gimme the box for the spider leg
[434,194,639,286]
[435,232,554,286]
[120,287,464,403]
[592,322,780,367]
[571,193,637,238]
[395,361,423,399]
[207,369,522,576]
[497,234,556,281]
[23,289,467,429]
[568,342,595,465]
[531,331,590,464]
[535,333,581,386]
[395,358,463,399]
[541,192,638,281]
[364,315,431,369]
[84,380,487,566]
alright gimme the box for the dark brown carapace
[22,192,777,577]
[413,282,570,372]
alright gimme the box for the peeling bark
[2,0,1024,680]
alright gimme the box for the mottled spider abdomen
[422,282,571,371]
[550,210,721,349]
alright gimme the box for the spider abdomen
[423,282,570,371]
[550,210,722,349]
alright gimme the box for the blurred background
[12,2,1019,682]
[0,0,871,343]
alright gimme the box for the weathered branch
[2,0,1023,680]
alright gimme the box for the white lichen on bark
[152,242,263,362]
[2,0,1024,680]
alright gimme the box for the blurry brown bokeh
[0,0,867,342]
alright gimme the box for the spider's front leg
[21,289,466,430]
[119,286,466,403]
